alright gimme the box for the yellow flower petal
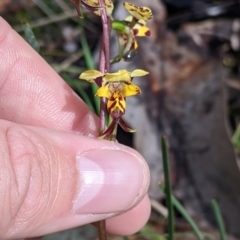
[125,16,147,26]
[138,19,147,26]
[96,86,110,98]
[83,0,98,6]
[84,0,114,16]
[122,83,141,97]
[104,0,114,16]
[130,69,149,77]
[102,69,148,84]
[123,2,153,21]
[79,70,103,83]
[133,25,151,37]
[104,70,132,83]
[107,92,126,113]
[125,15,133,23]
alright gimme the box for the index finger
[0,17,99,136]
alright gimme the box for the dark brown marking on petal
[138,22,145,27]
[133,29,138,35]
[108,100,117,113]
[136,88,141,94]
[145,30,151,36]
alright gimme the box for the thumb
[0,121,149,239]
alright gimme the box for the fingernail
[74,148,149,214]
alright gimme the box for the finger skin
[0,120,150,239]
[0,17,98,136]
[106,195,151,236]
[0,17,151,237]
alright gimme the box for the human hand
[0,17,150,239]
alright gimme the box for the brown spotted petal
[81,0,104,12]
[132,21,151,37]
[123,2,153,21]
[83,0,114,16]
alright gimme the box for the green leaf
[21,20,40,52]
[211,199,227,240]
[159,185,204,240]
[161,136,175,240]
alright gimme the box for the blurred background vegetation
[1,0,240,239]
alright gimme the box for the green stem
[161,136,174,240]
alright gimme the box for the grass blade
[21,20,40,52]
[159,184,204,240]
[79,27,100,115]
[161,136,174,240]
[211,199,227,240]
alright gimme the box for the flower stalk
[76,1,153,238]
[98,0,110,237]
[98,0,111,135]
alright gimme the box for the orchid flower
[79,69,149,137]
[111,2,152,63]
